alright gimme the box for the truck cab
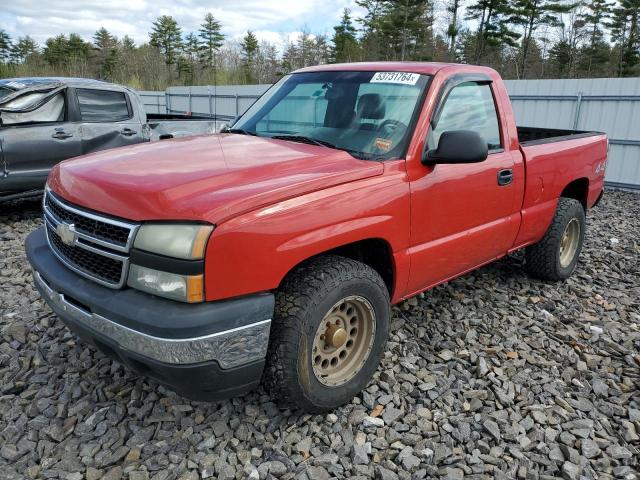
[25,63,607,412]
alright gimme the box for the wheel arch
[560,177,589,210]
[278,238,396,298]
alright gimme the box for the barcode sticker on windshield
[370,72,419,85]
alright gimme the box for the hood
[48,134,383,223]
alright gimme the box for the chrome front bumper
[33,270,271,369]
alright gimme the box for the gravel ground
[1,190,639,480]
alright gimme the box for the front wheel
[264,255,390,413]
[525,197,586,281]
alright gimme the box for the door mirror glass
[423,130,488,165]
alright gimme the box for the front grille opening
[47,223,124,285]
[46,193,131,246]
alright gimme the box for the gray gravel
[1,189,639,480]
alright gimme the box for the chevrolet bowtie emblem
[56,223,78,246]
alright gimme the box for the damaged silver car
[0,77,222,202]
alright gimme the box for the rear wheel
[525,197,586,281]
[264,255,390,412]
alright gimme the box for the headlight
[134,223,213,260]
[128,223,213,302]
[127,265,204,303]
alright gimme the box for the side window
[432,82,502,151]
[1,92,65,125]
[77,89,131,122]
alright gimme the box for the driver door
[0,90,81,194]
[406,80,521,295]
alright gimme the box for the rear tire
[525,197,586,281]
[264,255,390,413]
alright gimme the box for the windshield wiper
[226,128,257,136]
[270,134,387,161]
[270,134,336,148]
[270,134,368,158]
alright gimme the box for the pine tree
[581,0,614,48]
[466,0,518,63]
[508,0,576,78]
[241,30,259,82]
[10,36,38,63]
[447,0,462,59]
[377,0,432,60]
[332,8,359,62]
[93,27,119,79]
[356,0,387,59]
[121,35,136,51]
[198,13,225,69]
[150,15,183,65]
[609,0,640,76]
[576,0,613,75]
[67,33,91,60]
[184,33,201,63]
[0,30,12,64]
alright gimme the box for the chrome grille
[43,189,139,288]
[45,193,131,246]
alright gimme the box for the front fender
[203,165,410,301]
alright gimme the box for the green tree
[10,36,38,63]
[331,8,359,62]
[198,13,224,69]
[0,30,13,64]
[183,32,201,62]
[356,0,388,59]
[93,27,119,79]
[508,0,576,78]
[576,0,613,76]
[67,33,91,60]
[446,0,462,58]
[581,0,614,48]
[150,15,183,65]
[121,35,136,51]
[241,30,259,82]
[466,0,519,63]
[609,0,640,76]
[43,34,90,66]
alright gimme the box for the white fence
[140,77,640,189]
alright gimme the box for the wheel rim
[559,218,580,268]
[311,295,376,387]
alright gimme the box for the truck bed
[517,126,603,146]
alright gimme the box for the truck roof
[0,77,108,90]
[293,61,496,76]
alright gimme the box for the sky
[0,0,364,50]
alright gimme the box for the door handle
[497,169,513,186]
[120,128,137,136]
[52,130,73,139]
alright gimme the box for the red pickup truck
[25,62,607,412]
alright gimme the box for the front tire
[525,197,586,281]
[264,255,390,413]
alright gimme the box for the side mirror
[423,130,488,165]
[219,123,231,133]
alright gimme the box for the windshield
[232,71,430,160]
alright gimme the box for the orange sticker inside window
[374,138,393,151]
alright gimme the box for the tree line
[0,0,638,90]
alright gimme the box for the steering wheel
[377,119,408,137]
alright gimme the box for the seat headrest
[357,93,385,120]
